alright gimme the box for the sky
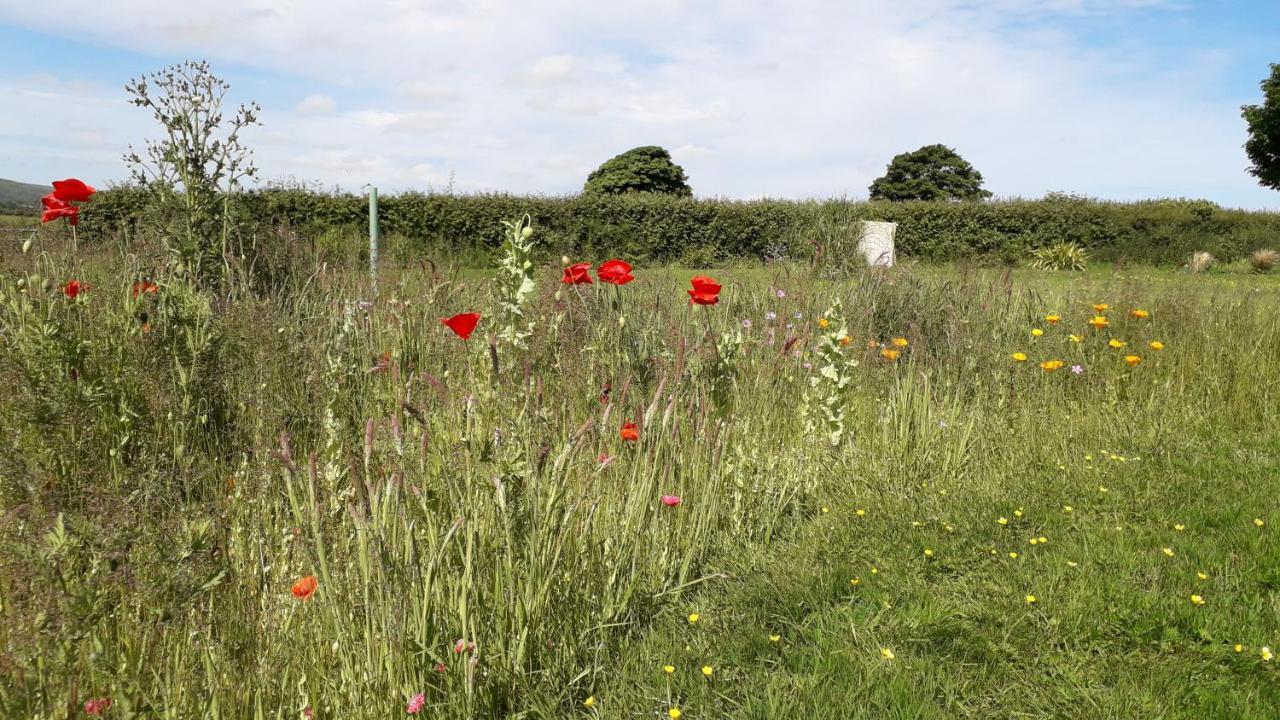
[0,1,1278,208]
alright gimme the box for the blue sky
[1,0,1278,208]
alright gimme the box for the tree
[583,146,692,196]
[1242,63,1280,191]
[868,144,991,202]
[125,60,261,283]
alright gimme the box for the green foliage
[1029,242,1090,271]
[869,144,992,202]
[1242,63,1280,191]
[77,188,1280,267]
[583,146,693,197]
[493,215,538,350]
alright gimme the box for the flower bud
[521,226,533,239]
[21,238,33,254]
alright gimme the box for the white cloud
[0,0,1274,208]
[295,94,337,114]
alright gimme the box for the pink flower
[434,662,447,673]
[661,495,681,507]
[83,697,113,715]
[453,638,475,654]
[406,692,426,714]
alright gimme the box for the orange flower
[880,348,901,362]
[1124,355,1141,367]
[620,422,640,442]
[1045,314,1060,325]
[291,575,318,601]
[839,336,852,346]
[1093,303,1109,313]
[1088,316,1109,330]
[1040,359,1064,372]
[1129,309,1149,319]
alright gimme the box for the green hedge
[78,188,1280,266]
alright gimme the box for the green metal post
[368,185,379,296]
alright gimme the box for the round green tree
[583,146,692,196]
[1242,63,1280,191]
[868,144,992,201]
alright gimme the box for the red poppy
[132,281,159,298]
[597,259,634,285]
[83,698,113,715]
[661,495,682,507]
[41,194,79,225]
[561,262,593,285]
[51,178,96,202]
[63,279,88,299]
[291,575,318,600]
[441,312,480,339]
[688,275,721,305]
[620,421,639,442]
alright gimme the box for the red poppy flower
[620,421,639,442]
[291,575,318,600]
[63,279,88,299]
[442,312,480,339]
[661,495,682,507]
[132,281,159,298]
[41,195,79,225]
[597,259,634,285]
[51,178,96,203]
[688,275,721,305]
[83,698,113,715]
[561,262,593,285]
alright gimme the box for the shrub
[1189,251,1215,274]
[1028,242,1089,271]
[1250,248,1278,272]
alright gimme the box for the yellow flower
[701,666,713,677]
[1255,518,1265,527]
[870,566,878,574]
[1264,647,1275,662]
[880,647,895,661]
[1129,309,1149,319]
[1029,538,1039,545]
[1040,359,1064,372]
[1235,644,1244,653]
[1197,572,1208,580]
[1031,328,1044,337]
[944,524,954,532]
[768,635,780,643]
[1066,560,1078,567]
[923,548,933,557]
[1093,303,1109,312]
[1162,547,1174,557]
[1149,340,1164,351]
[669,708,683,719]
[892,337,909,348]
[998,517,1009,525]
[1037,536,1047,544]
[1045,314,1061,324]
[849,577,860,586]
[1025,594,1037,604]
[664,664,676,673]
[818,317,830,329]
[839,335,852,346]
[688,613,700,624]
[1108,338,1127,349]
[1011,352,1028,362]
[880,348,901,362]
[822,506,830,514]
[1089,316,1109,330]
[1009,552,1019,559]
[1124,355,1141,367]
[1098,485,1109,493]
[1174,524,1185,531]
[1190,594,1205,606]
[584,696,596,708]
[856,508,866,516]
[1014,509,1023,518]
[1063,505,1073,513]
[1069,334,1083,343]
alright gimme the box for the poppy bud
[22,238,33,253]
[561,255,570,266]
[521,226,533,239]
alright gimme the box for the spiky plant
[1028,242,1089,271]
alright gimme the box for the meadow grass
[1,237,1279,719]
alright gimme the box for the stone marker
[859,221,897,267]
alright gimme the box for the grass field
[2,236,1279,718]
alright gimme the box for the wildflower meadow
[3,180,1280,718]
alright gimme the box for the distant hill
[0,178,49,214]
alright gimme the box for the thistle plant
[803,299,858,446]
[493,214,537,352]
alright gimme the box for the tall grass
[2,234,1278,718]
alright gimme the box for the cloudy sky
[1,1,1277,207]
